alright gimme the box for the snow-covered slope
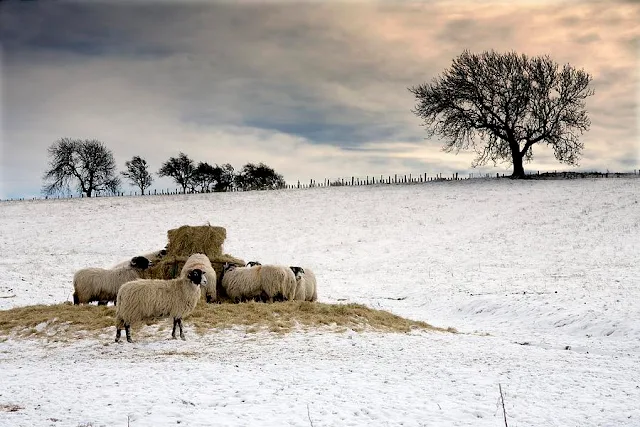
[1,178,638,426]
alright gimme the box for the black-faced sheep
[114,255,208,343]
[291,266,317,302]
[73,256,151,306]
[221,262,297,303]
[179,253,217,303]
[111,248,167,269]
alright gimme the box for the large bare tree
[121,156,154,195]
[408,50,594,178]
[42,138,121,197]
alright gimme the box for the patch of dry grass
[0,300,456,339]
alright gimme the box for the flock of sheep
[71,249,318,343]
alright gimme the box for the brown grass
[165,224,226,259]
[0,300,456,339]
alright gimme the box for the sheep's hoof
[126,338,133,343]
[180,335,186,341]
[171,335,177,340]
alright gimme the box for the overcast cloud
[1,0,638,199]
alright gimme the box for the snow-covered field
[1,177,639,427]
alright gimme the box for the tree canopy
[234,162,286,191]
[42,138,120,197]
[158,152,196,194]
[121,156,153,195]
[408,50,594,178]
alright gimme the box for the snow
[1,177,639,426]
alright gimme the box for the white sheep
[73,256,151,306]
[180,253,217,303]
[111,248,167,269]
[221,262,297,303]
[291,266,317,302]
[114,255,209,343]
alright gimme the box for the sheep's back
[117,278,201,323]
[303,268,317,301]
[222,267,262,299]
[74,267,142,302]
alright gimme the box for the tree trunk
[510,143,525,179]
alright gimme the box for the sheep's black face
[187,268,207,286]
[246,261,261,267]
[223,263,236,272]
[290,266,305,279]
[159,249,167,256]
[131,256,151,270]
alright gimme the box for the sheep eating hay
[115,254,209,343]
[73,256,151,306]
[291,266,317,302]
[221,262,297,303]
[180,253,217,303]
[111,248,167,269]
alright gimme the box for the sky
[1,0,638,199]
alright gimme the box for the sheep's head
[246,261,261,267]
[159,248,168,257]
[223,262,237,273]
[130,256,151,270]
[290,266,305,280]
[187,268,207,286]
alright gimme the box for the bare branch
[409,49,594,177]
[42,138,120,197]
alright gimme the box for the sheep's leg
[125,324,132,343]
[97,301,107,306]
[115,327,121,343]
[73,292,79,305]
[172,317,181,339]
[178,318,185,340]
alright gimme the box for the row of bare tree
[42,141,285,197]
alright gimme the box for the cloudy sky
[1,0,638,199]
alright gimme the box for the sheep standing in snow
[180,253,217,303]
[111,248,167,269]
[221,262,297,303]
[114,254,208,343]
[73,256,151,306]
[291,266,317,302]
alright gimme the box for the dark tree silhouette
[408,50,594,178]
[234,162,285,191]
[42,138,120,197]
[158,152,196,194]
[191,162,217,193]
[121,156,153,195]
[212,163,235,192]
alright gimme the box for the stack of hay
[145,225,245,302]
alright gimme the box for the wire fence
[2,169,639,202]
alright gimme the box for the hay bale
[144,253,246,303]
[165,225,227,259]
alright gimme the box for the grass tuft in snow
[0,300,455,338]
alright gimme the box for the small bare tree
[42,138,120,197]
[408,50,594,178]
[121,156,153,195]
[158,152,196,194]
